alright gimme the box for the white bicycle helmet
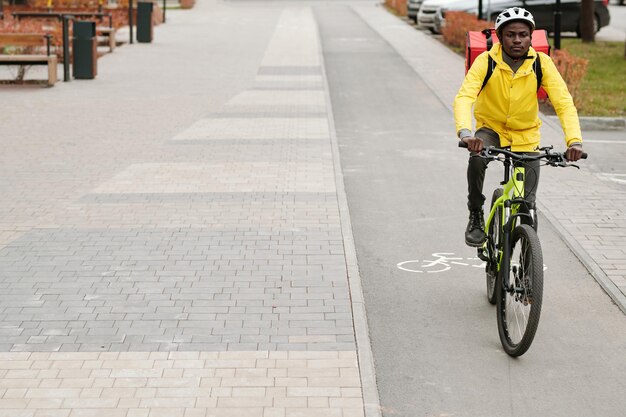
[495,7,535,33]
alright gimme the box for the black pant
[467,128,541,215]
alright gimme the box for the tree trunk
[580,0,595,43]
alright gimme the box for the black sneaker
[465,209,486,247]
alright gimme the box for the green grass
[560,39,626,117]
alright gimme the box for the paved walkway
[597,3,626,42]
[0,2,375,416]
[353,5,626,313]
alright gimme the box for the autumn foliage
[550,49,589,108]
[25,0,101,7]
[442,11,492,48]
[385,0,407,17]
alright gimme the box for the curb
[316,17,383,417]
[546,115,626,131]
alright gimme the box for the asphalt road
[597,4,626,41]
[316,5,626,417]
[582,130,626,187]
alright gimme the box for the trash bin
[72,20,97,79]
[136,1,154,43]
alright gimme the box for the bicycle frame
[483,156,536,289]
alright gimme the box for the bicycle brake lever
[556,161,580,169]
[474,153,495,161]
[482,149,500,160]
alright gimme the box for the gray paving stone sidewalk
[2,2,622,416]
[0,2,371,416]
[354,4,626,313]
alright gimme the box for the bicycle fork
[501,200,513,290]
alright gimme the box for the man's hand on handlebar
[458,140,588,163]
[462,136,484,153]
[565,143,584,162]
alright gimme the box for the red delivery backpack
[465,28,550,100]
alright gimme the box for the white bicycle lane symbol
[397,253,484,273]
[397,252,548,273]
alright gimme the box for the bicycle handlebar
[457,141,588,163]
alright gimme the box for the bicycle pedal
[476,248,489,262]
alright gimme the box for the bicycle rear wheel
[496,224,543,357]
[486,189,503,305]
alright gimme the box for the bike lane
[316,4,626,417]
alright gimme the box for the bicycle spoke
[508,296,529,344]
[514,305,524,342]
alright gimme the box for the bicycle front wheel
[496,224,543,357]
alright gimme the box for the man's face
[499,21,532,59]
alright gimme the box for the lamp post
[554,0,562,50]
[129,0,134,44]
[62,15,71,81]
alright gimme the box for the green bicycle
[460,142,587,357]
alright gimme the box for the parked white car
[432,0,512,33]
[407,0,427,23]
[417,0,458,33]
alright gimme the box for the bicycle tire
[496,224,543,357]
[486,188,503,305]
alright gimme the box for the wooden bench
[0,33,57,86]
[11,11,116,53]
[96,26,116,52]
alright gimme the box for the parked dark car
[431,0,611,37]
[516,0,610,35]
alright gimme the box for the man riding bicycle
[453,7,585,247]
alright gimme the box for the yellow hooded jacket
[453,43,582,152]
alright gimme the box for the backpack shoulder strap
[534,53,543,91]
[480,55,495,93]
